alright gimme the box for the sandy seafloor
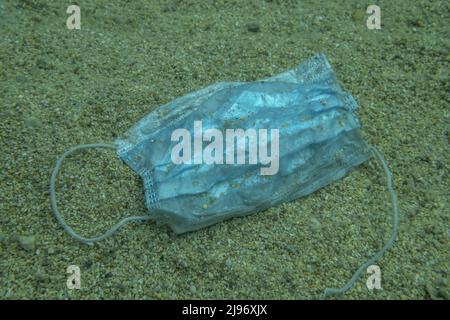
[0,0,448,299]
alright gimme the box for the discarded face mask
[50,53,398,297]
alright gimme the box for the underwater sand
[0,0,448,299]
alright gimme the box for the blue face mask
[50,54,398,297]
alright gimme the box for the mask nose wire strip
[50,143,153,245]
[322,145,399,298]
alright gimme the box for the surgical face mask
[50,54,398,297]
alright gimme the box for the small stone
[15,75,27,83]
[161,280,169,290]
[25,116,42,129]
[309,217,321,231]
[116,283,126,293]
[0,233,7,243]
[17,235,36,252]
[351,9,365,22]
[409,19,424,28]
[47,247,56,255]
[35,272,49,282]
[313,15,324,26]
[162,4,176,12]
[285,244,298,255]
[83,258,93,269]
[36,58,52,70]
[425,283,437,299]
[225,258,233,269]
[177,257,188,269]
[246,22,260,33]
[189,285,197,294]
[436,288,449,300]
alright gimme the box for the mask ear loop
[50,143,152,245]
[322,145,399,298]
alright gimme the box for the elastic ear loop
[50,143,152,245]
[322,146,399,298]
[52,144,399,294]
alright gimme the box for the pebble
[225,258,233,269]
[177,257,188,269]
[114,283,126,293]
[351,9,365,22]
[36,58,52,70]
[35,272,49,282]
[436,288,449,300]
[284,244,298,255]
[17,235,36,252]
[409,19,424,28]
[309,217,321,231]
[161,280,169,290]
[24,116,42,129]
[189,285,197,294]
[246,22,260,33]
[313,15,324,26]
[15,75,27,83]
[83,258,93,269]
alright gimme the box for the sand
[0,0,448,299]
